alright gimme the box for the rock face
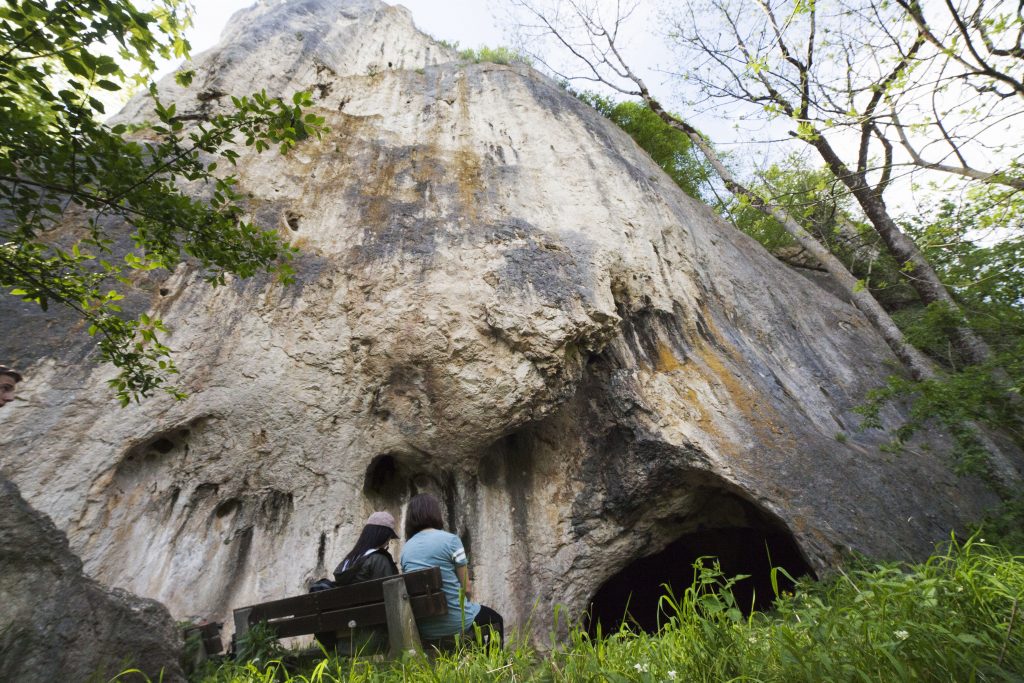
[1,0,1017,638]
[0,478,184,682]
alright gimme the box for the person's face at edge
[0,375,16,407]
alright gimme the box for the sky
[180,1,508,59]
[147,1,1015,232]
[168,0,723,139]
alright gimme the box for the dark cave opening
[363,453,406,502]
[363,453,450,517]
[587,524,813,637]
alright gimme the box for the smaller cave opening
[364,453,411,505]
[587,518,813,637]
[285,211,301,232]
[150,437,175,454]
[364,453,449,524]
[193,482,220,502]
[259,490,295,531]
[214,498,240,519]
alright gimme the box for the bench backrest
[235,567,447,639]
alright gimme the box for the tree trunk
[639,95,937,380]
[810,137,993,366]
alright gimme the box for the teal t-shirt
[400,529,481,638]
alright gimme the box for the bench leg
[233,607,253,655]
[383,577,423,659]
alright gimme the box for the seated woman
[333,511,399,585]
[399,493,504,647]
[316,511,399,653]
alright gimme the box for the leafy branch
[0,0,328,404]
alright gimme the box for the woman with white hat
[333,511,399,585]
[316,511,400,653]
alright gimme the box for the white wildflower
[894,629,909,641]
[634,662,649,673]
[668,671,677,680]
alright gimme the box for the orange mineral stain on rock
[452,72,482,222]
[453,147,482,222]
[410,142,443,188]
[655,340,685,373]
[690,310,797,457]
[361,148,400,228]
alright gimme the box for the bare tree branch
[890,110,1024,189]
[895,0,1024,99]
[508,0,937,381]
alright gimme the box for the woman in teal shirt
[400,493,504,646]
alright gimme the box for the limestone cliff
[1,0,1016,639]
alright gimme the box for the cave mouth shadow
[362,451,454,528]
[586,525,814,637]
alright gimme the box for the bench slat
[265,592,447,639]
[310,570,441,614]
[243,567,442,623]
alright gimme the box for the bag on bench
[312,548,398,653]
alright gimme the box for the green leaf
[0,0,320,406]
[62,55,89,78]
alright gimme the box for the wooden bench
[232,567,447,659]
[184,620,223,656]
[182,621,224,669]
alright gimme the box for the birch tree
[510,0,936,380]
[665,0,1023,367]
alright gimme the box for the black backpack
[308,578,336,593]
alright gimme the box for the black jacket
[333,549,398,586]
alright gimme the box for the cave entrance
[587,496,814,636]
[362,452,451,524]
[364,453,408,506]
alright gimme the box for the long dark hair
[340,524,395,570]
[404,493,444,540]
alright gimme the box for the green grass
[116,536,1022,682]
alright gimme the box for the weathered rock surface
[0,478,184,682]
[1,0,1018,638]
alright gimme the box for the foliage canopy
[458,45,533,66]
[576,92,711,202]
[0,0,325,404]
